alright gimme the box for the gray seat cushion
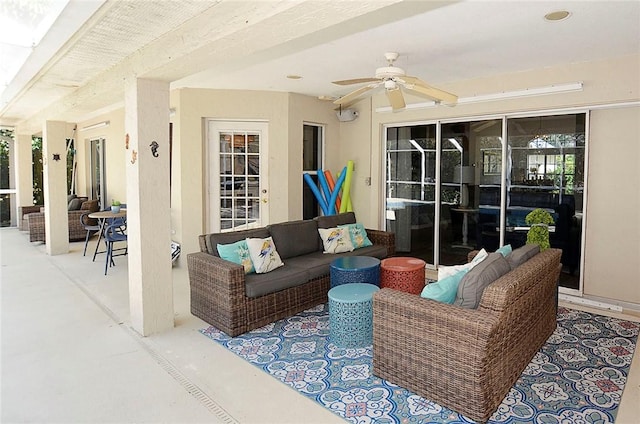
[285,252,336,280]
[284,245,388,281]
[507,244,540,269]
[244,265,309,298]
[267,219,319,259]
[205,228,270,256]
[454,252,510,309]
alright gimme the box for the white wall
[341,53,639,307]
[76,109,126,206]
[171,89,339,257]
[585,106,640,304]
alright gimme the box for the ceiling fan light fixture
[384,80,397,89]
[375,66,405,79]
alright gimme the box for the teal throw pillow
[339,223,373,249]
[496,244,512,257]
[420,269,466,304]
[217,240,255,274]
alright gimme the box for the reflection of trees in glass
[32,137,44,205]
[67,138,75,194]
[0,129,11,226]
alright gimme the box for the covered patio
[3,226,640,422]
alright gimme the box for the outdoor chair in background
[104,221,127,275]
[80,211,101,256]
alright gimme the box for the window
[302,124,324,219]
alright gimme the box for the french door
[206,120,269,232]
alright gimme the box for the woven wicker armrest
[365,228,396,256]
[373,288,500,422]
[19,205,42,216]
[187,252,248,334]
[27,212,46,242]
[373,288,497,345]
[187,252,246,295]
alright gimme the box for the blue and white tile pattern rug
[201,306,638,423]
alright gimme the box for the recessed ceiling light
[286,75,302,80]
[544,10,571,22]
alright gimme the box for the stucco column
[125,77,174,336]
[16,134,34,208]
[42,121,70,255]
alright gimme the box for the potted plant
[111,199,121,213]
[525,208,555,251]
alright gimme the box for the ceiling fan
[332,52,457,111]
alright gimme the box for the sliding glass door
[384,112,586,290]
[385,124,437,264]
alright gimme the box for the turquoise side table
[329,256,381,288]
[328,283,380,348]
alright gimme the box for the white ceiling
[1,0,639,132]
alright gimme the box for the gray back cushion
[315,212,357,250]
[204,228,270,256]
[68,198,84,211]
[454,252,511,309]
[267,219,319,259]
[315,212,356,229]
[507,244,540,269]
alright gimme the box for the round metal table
[329,256,381,288]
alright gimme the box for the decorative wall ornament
[150,141,159,157]
[131,150,137,164]
[52,153,61,161]
[125,133,130,149]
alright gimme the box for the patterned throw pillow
[318,227,354,254]
[246,237,284,274]
[338,223,373,249]
[217,240,255,274]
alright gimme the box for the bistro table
[89,209,127,261]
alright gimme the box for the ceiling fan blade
[333,84,379,107]
[332,77,380,86]
[386,87,405,110]
[404,83,458,105]
[398,75,428,86]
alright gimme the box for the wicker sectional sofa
[26,199,99,243]
[187,212,395,337]
[372,247,562,423]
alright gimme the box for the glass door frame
[89,137,106,210]
[382,108,588,295]
[205,119,269,233]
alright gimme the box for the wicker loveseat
[372,247,562,423]
[26,199,99,243]
[188,212,395,337]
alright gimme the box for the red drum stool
[380,257,426,294]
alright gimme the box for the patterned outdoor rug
[201,306,638,423]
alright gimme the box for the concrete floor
[1,227,638,423]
